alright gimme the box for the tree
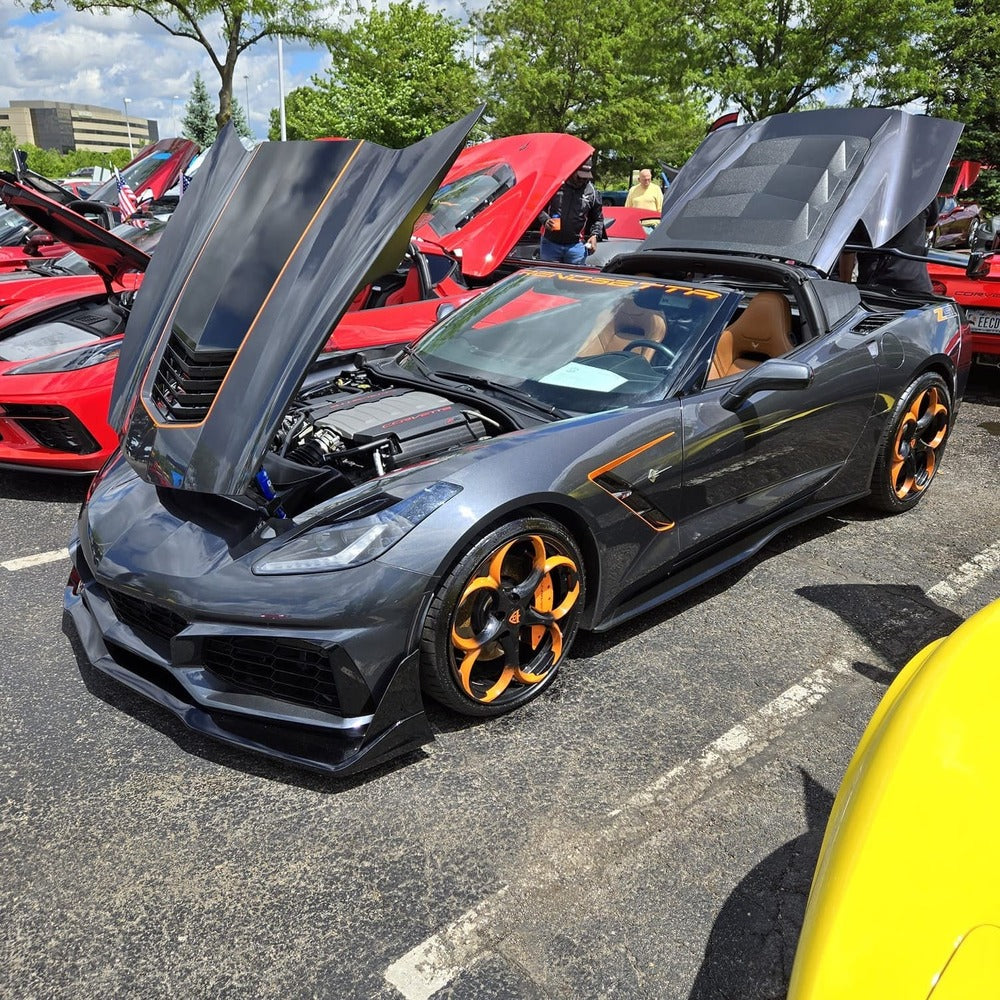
[928,0,1000,212]
[182,72,217,147]
[230,97,253,140]
[24,0,333,131]
[269,0,480,145]
[473,0,707,173]
[690,0,952,120]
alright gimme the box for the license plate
[968,309,1000,333]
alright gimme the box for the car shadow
[796,582,964,674]
[964,365,1000,406]
[688,769,833,999]
[61,612,428,792]
[0,469,91,503]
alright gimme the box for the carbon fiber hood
[109,112,482,496]
[645,108,963,274]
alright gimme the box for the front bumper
[65,544,435,776]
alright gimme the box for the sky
[0,2,471,142]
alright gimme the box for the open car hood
[645,108,963,275]
[0,174,150,283]
[112,112,482,496]
[412,133,593,279]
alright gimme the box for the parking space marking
[383,538,1000,999]
[928,539,1000,604]
[1,547,67,571]
[384,888,509,1000]
[383,656,856,1000]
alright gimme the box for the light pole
[243,74,251,136]
[277,35,286,141]
[170,94,180,136]
[122,97,134,157]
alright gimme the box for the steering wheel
[623,339,676,363]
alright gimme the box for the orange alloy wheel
[890,385,949,500]
[450,533,580,704]
[420,516,585,716]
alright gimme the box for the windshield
[55,219,166,275]
[0,206,32,247]
[401,268,732,414]
[418,163,516,236]
[89,151,175,204]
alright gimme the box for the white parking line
[384,889,509,1000]
[382,540,1000,1000]
[1,547,68,571]
[927,539,1000,604]
[383,657,854,1000]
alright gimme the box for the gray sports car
[66,108,970,775]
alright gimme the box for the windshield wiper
[26,261,74,276]
[431,369,562,418]
[398,342,434,379]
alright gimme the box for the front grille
[150,331,235,422]
[1,403,101,454]
[202,636,343,714]
[106,589,188,642]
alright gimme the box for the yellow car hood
[789,599,1000,999]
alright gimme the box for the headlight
[252,482,461,574]
[6,340,121,375]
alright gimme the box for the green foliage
[182,72,217,147]
[473,0,707,172]
[0,129,17,170]
[22,0,331,130]
[2,139,131,181]
[270,0,480,145]
[229,98,253,140]
[690,0,951,119]
[928,0,1000,212]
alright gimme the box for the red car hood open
[412,133,593,279]
[0,176,150,285]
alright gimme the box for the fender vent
[150,332,235,423]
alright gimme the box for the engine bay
[258,368,495,517]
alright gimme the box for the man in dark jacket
[841,201,940,294]
[536,157,604,265]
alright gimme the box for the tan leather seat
[579,300,667,361]
[708,292,794,381]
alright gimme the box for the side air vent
[150,331,236,422]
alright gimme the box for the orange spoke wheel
[870,373,951,514]
[420,516,585,717]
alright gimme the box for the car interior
[706,291,796,381]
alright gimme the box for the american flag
[179,171,192,197]
[114,166,138,219]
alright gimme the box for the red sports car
[0,137,198,272]
[928,250,1000,368]
[338,132,645,332]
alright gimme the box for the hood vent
[150,331,236,423]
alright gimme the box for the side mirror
[435,302,457,323]
[25,230,56,250]
[720,359,813,411]
[966,251,993,280]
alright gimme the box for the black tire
[420,515,585,716]
[868,372,951,513]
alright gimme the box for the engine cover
[312,388,488,468]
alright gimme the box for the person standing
[625,169,663,212]
[840,201,940,293]
[537,157,604,265]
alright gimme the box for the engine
[274,385,491,483]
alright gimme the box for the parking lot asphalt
[2,368,998,1000]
